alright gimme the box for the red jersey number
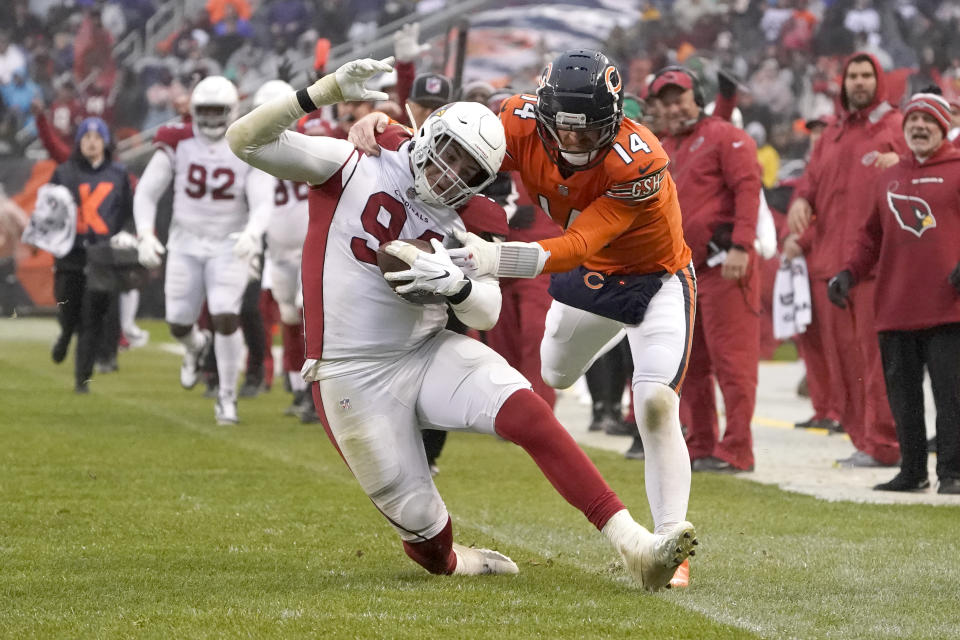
[274,179,310,206]
[184,163,236,200]
[350,192,443,265]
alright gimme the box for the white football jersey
[155,124,261,250]
[302,142,472,373]
[267,178,309,254]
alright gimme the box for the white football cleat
[640,522,698,592]
[180,329,212,389]
[215,394,239,426]
[124,326,150,349]
[452,543,519,575]
[611,518,698,591]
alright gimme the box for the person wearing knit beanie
[902,93,950,161]
[902,93,951,137]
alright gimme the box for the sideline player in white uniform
[251,80,314,418]
[224,57,697,588]
[134,76,274,425]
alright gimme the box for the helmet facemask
[410,103,505,209]
[193,104,233,140]
[535,107,621,169]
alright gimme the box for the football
[376,238,444,305]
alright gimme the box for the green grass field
[1,318,958,639]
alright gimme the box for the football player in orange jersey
[349,50,698,585]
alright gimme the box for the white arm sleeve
[449,275,502,331]
[133,150,174,236]
[226,91,355,185]
[243,168,275,236]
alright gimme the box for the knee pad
[367,473,447,542]
[395,490,447,540]
[634,381,679,433]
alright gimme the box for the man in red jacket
[828,93,960,494]
[785,52,907,468]
[654,67,763,473]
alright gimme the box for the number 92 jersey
[154,123,261,241]
[498,94,691,276]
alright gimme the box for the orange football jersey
[498,94,690,275]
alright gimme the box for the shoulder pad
[375,124,413,152]
[154,123,193,151]
[459,194,509,237]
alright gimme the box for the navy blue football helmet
[535,49,625,172]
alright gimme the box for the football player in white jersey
[134,76,274,425]
[251,79,314,419]
[224,58,696,589]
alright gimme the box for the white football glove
[137,234,165,269]
[333,57,395,102]
[231,229,262,262]
[448,230,549,279]
[393,23,429,62]
[109,230,138,250]
[384,238,468,297]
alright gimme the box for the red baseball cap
[650,69,694,97]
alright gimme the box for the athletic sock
[402,517,456,574]
[214,329,244,399]
[494,389,625,530]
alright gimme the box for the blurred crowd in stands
[0,0,437,154]
[3,0,959,164]
[602,0,960,183]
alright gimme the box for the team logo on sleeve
[886,191,936,237]
[606,166,666,202]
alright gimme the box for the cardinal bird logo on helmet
[886,191,936,237]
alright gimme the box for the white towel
[773,255,812,339]
[754,189,777,259]
[21,184,77,258]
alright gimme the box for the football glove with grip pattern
[449,230,549,279]
[306,57,395,107]
[384,238,468,297]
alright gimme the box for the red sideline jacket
[794,52,908,280]
[844,142,960,332]
[660,115,761,269]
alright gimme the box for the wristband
[445,279,472,304]
[296,88,319,113]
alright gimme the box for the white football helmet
[190,75,239,140]
[410,101,505,209]
[252,79,294,109]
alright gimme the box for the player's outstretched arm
[227,57,394,184]
[448,230,549,279]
